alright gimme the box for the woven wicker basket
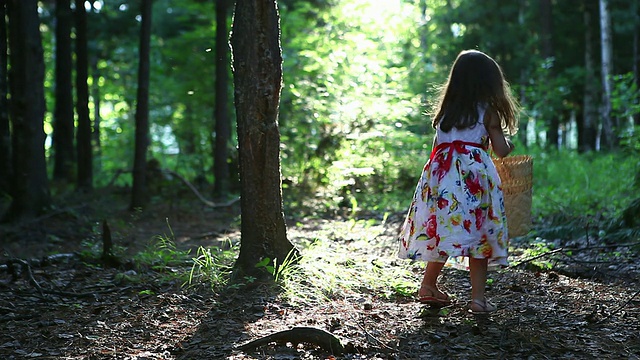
[494,155,533,237]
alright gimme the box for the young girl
[398,50,519,314]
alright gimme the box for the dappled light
[1,0,639,359]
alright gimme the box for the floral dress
[398,111,509,268]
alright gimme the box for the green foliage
[187,240,238,290]
[611,73,640,121]
[519,240,555,270]
[532,150,636,219]
[133,226,191,271]
[279,0,425,212]
[254,249,300,283]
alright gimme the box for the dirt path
[1,202,639,359]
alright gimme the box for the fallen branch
[0,253,77,272]
[564,242,640,251]
[104,167,240,208]
[598,289,640,324]
[8,259,44,296]
[509,248,564,268]
[163,169,239,208]
[237,326,344,355]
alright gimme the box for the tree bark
[599,0,615,149]
[130,0,153,210]
[91,54,102,169]
[53,0,75,182]
[76,0,92,190]
[213,0,232,197]
[632,0,640,126]
[0,0,11,195]
[230,0,297,278]
[540,0,559,149]
[580,2,598,152]
[4,0,51,222]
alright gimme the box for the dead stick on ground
[12,259,44,296]
[509,248,564,268]
[351,312,396,353]
[598,289,640,324]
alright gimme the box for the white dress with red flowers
[398,112,509,267]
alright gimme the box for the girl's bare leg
[419,261,448,299]
[468,257,496,312]
[469,257,488,300]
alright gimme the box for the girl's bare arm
[484,109,514,158]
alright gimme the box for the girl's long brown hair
[431,50,519,135]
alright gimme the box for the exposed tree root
[104,167,240,208]
[237,326,344,355]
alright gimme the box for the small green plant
[187,240,239,289]
[520,241,555,270]
[390,280,416,297]
[134,220,191,270]
[255,248,300,283]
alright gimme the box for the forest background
[0,0,640,358]
[2,0,639,236]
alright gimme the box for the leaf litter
[0,202,638,359]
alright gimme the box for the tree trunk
[540,0,559,149]
[230,0,297,278]
[518,0,528,147]
[599,0,615,149]
[90,1,102,160]
[53,0,75,182]
[76,1,92,190]
[213,0,232,197]
[91,54,102,169]
[633,0,640,127]
[130,0,153,210]
[0,0,11,195]
[580,2,598,152]
[4,0,51,222]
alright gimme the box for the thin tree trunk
[213,0,232,197]
[53,0,75,182]
[599,0,615,149]
[92,54,102,169]
[4,0,51,222]
[90,1,102,159]
[518,0,529,147]
[130,0,153,210]
[76,1,92,190]
[0,0,11,194]
[633,0,640,126]
[540,0,559,149]
[581,2,598,152]
[230,0,297,278]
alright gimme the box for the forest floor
[0,189,639,360]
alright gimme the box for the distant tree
[130,0,153,210]
[0,0,10,195]
[53,0,75,182]
[632,0,640,127]
[213,0,232,197]
[76,1,92,190]
[230,0,298,278]
[580,2,598,152]
[4,0,51,222]
[600,0,615,149]
[540,0,560,149]
[91,53,102,159]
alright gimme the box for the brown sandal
[468,298,497,314]
[418,287,452,306]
